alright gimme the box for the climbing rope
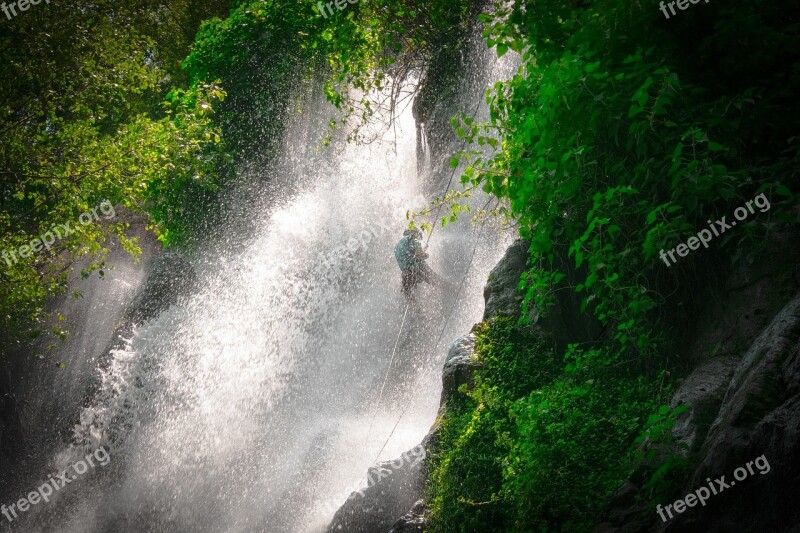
[358,95,486,484]
[363,221,485,472]
[364,302,410,442]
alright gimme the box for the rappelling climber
[394,228,455,301]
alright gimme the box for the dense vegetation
[0,0,231,351]
[427,317,663,531]
[0,0,474,350]
[182,0,474,154]
[2,0,797,530]
[425,0,799,530]
[459,0,799,359]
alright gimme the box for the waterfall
[3,33,518,533]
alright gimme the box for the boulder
[390,499,428,532]
[440,333,480,405]
[670,356,740,456]
[326,443,427,533]
[663,292,800,532]
[483,239,529,321]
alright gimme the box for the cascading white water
[6,33,518,533]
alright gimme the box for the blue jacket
[395,235,423,270]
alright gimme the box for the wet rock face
[331,333,481,533]
[664,293,800,533]
[482,237,605,350]
[440,333,480,405]
[104,252,198,353]
[670,356,741,456]
[0,390,25,462]
[123,252,199,326]
[326,444,427,533]
[483,239,529,321]
[87,251,199,405]
[390,499,428,532]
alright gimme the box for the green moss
[426,1,798,527]
[426,317,662,532]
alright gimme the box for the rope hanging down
[364,302,410,442]
[360,95,485,480]
[364,221,485,471]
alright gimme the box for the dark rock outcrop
[600,292,800,533]
[440,333,480,405]
[326,324,488,532]
[390,500,428,532]
[682,228,800,368]
[482,237,605,350]
[592,223,800,533]
[670,356,740,456]
[105,252,198,353]
[483,239,529,321]
[84,251,198,404]
[121,251,198,326]
[663,293,800,533]
[0,386,25,460]
[531,245,606,350]
[326,443,427,533]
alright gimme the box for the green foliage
[428,4,798,527]
[183,0,472,153]
[0,1,230,349]
[451,0,799,359]
[427,318,557,532]
[633,403,692,502]
[426,318,663,532]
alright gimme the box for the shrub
[426,317,663,532]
